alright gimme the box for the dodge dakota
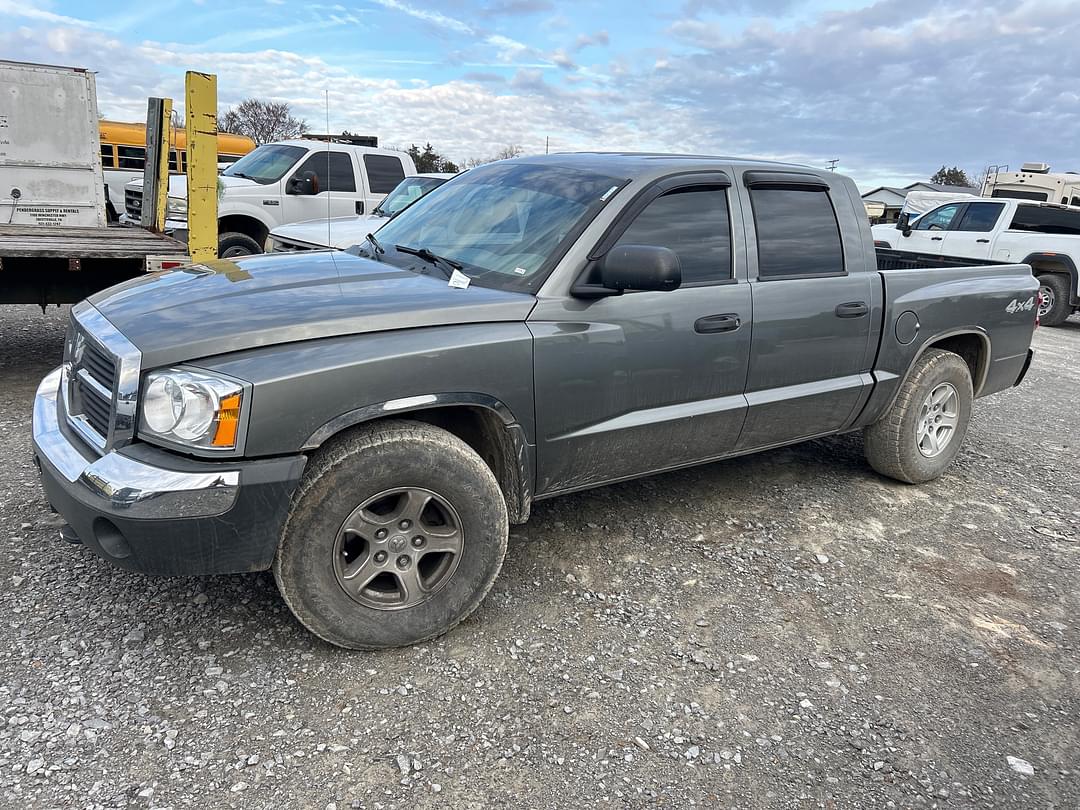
[33,153,1038,649]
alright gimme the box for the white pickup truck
[873,197,1080,325]
[122,140,417,257]
[268,173,455,252]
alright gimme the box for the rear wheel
[864,349,973,484]
[218,231,262,259]
[1036,273,1072,326]
[273,420,508,649]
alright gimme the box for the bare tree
[464,144,525,168]
[493,144,524,160]
[217,99,309,144]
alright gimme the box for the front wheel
[1036,273,1072,327]
[273,420,509,650]
[864,349,973,484]
[218,231,262,259]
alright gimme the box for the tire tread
[272,420,508,650]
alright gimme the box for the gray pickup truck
[32,153,1038,649]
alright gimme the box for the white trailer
[0,60,184,306]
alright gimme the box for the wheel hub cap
[1038,285,1054,317]
[333,487,464,611]
[916,382,960,458]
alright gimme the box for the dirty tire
[1037,273,1072,327]
[273,420,508,650]
[864,349,973,484]
[218,231,262,258]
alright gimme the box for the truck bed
[875,247,1003,272]
[0,224,183,259]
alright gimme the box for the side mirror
[287,171,320,195]
[601,245,681,292]
[896,211,912,236]
[570,245,681,299]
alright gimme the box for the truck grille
[125,188,143,220]
[66,328,118,447]
[63,305,141,453]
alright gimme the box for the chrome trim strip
[76,367,111,401]
[33,367,240,519]
[70,302,142,450]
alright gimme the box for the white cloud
[370,0,474,35]
[3,0,1079,184]
[0,0,98,28]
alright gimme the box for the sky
[2,0,1078,189]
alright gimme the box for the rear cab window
[748,183,844,278]
[1009,205,1080,236]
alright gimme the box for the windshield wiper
[229,171,252,180]
[364,232,385,256]
[394,244,462,279]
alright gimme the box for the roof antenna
[325,89,331,248]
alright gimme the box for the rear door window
[750,187,845,278]
[955,202,1005,232]
[364,155,407,194]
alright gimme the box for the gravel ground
[1,304,1078,810]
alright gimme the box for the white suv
[122,141,417,257]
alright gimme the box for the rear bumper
[1014,349,1035,387]
[32,367,305,576]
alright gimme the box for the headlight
[139,368,245,451]
[166,196,188,218]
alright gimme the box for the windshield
[375,176,448,216]
[371,162,625,291]
[222,144,306,184]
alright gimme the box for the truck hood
[271,214,387,250]
[126,174,257,197]
[87,250,535,368]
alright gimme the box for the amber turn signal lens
[212,393,242,447]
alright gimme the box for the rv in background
[983,162,1080,207]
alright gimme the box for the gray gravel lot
[1,304,1078,809]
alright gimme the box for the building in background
[861,181,979,224]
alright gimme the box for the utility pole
[826,158,839,171]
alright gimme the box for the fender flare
[880,328,992,416]
[1023,252,1079,306]
[301,392,519,449]
[301,392,533,523]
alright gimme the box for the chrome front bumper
[33,366,239,519]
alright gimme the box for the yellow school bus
[99,120,256,213]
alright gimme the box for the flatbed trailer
[0,224,186,305]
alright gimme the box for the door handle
[356,201,365,215]
[694,313,741,334]
[835,301,868,318]
[930,236,943,241]
[976,238,990,243]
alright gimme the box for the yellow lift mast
[185,71,218,263]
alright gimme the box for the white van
[123,140,417,257]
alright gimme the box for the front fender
[196,322,536,457]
